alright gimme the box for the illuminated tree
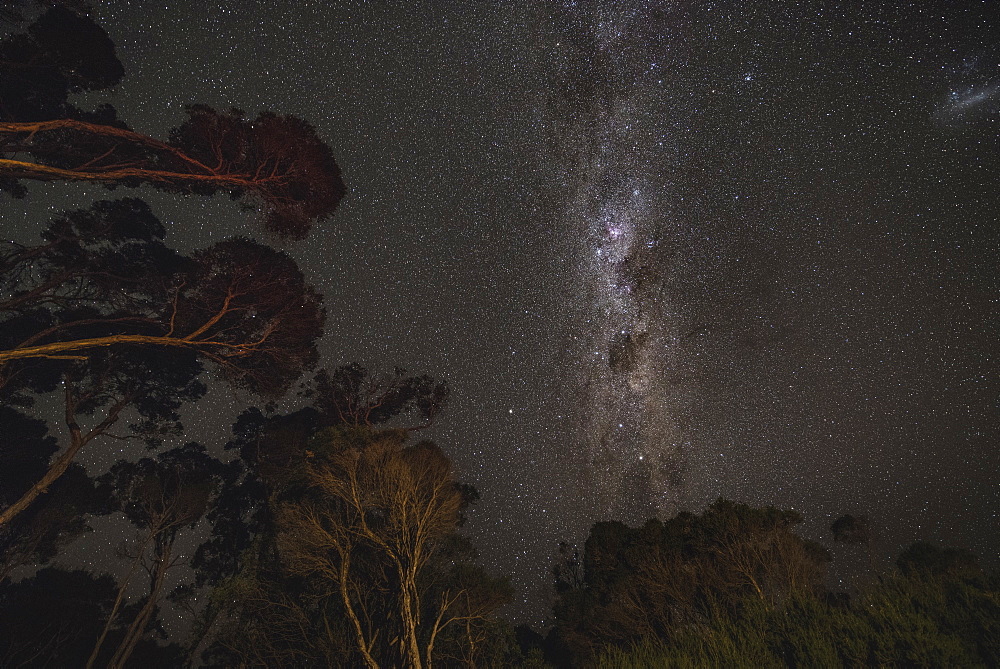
[278,433,463,668]
[190,422,503,669]
[182,366,457,666]
[417,537,513,668]
[276,427,491,669]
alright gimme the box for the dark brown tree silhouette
[1,237,324,393]
[0,3,126,198]
[1,198,183,393]
[831,513,878,577]
[895,540,980,578]
[87,443,226,669]
[0,566,185,666]
[0,342,206,529]
[171,238,326,394]
[0,107,346,238]
[0,406,111,581]
[1,208,325,398]
[0,203,324,528]
[548,500,830,667]
[0,5,124,122]
[2,7,345,236]
[0,568,121,667]
[831,514,871,545]
[314,363,449,429]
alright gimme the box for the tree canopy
[0,200,324,528]
[0,1,340,535]
[1,6,346,237]
[547,499,830,666]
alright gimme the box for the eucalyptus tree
[87,443,227,669]
[1,7,345,238]
[0,200,324,527]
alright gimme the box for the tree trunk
[108,539,173,669]
[85,532,154,669]
[0,436,84,527]
[338,553,380,669]
[0,390,127,528]
[397,564,423,669]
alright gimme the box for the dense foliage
[591,568,999,668]
[545,512,998,668]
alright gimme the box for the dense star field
[6,0,998,628]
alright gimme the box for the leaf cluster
[0,4,123,122]
[547,499,831,667]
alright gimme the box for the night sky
[8,0,999,625]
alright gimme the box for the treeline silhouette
[1,4,997,667]
[542,505,998,668]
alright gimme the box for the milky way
[526,0,998,601]
[535,2,697,522]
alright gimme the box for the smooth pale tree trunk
[338,553,380,669]
[398,566,424,669]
